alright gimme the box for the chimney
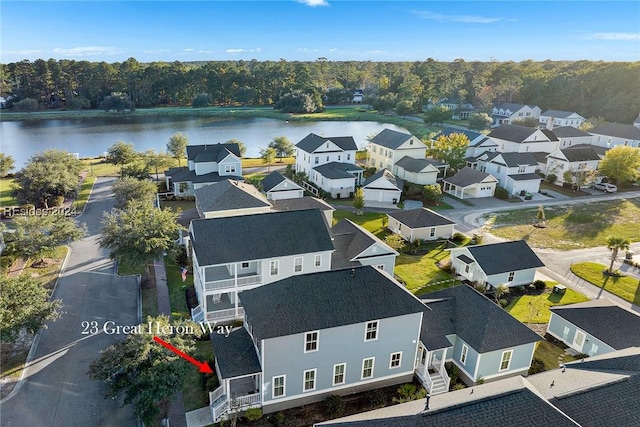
[546,116,554,131]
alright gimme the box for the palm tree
[605,235,630,274]
[494,283,510,303]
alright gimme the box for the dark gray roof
[164,167,243,184]
[531,151,550,164]
[558,147,600,162]
[388,208,455,229]
[421,285,540,353]
[494,102,533,114]
[190,209,334,265]
[314,162,363,179]
[443,167,497,187]
[485,152,538,167]
[463,240,544,275]
[489,124,557,143]
[327,388,574,427]
[194,180,270,213]
[419,297,456,350]
[433,128,484,143]
[240,266,426,340]
[363,169,403,190]
[296,133,357,153]
[457,254,474,264]
[271,197,334,213]
[186,143,241,162]
[590,123,640,140]
[550,301,640,350]
[331,219,395,269]
[567,144,607,156]
[395,156,446,173]
[369,128,416,149]
[507,173,542,181]
[260,171,302,193]
[552,126,592,138]
[211,327,261,379]
[541,110,582,119]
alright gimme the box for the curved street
[1,178,138,427]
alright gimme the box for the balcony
[203,265,262,292]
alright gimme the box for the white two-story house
[492,103,541,126]
[545,147,601,186]
[165,143,243,197]
[488,124,560,154]
[476,152,541,196]
[295,133,363,198]
[367,128,428,173]
[539,110,586,129]
[189,209,335,322]
[589,123,640,149]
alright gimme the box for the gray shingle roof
[331,219,396,269]
[314,162,363,179]
[443,167,497,187]
[550,300,640,350]
[194,180,270,213]
[567,144,607,156]
[507,173,542,181]
[541,109,581,119]
[270,197,334,213]
[552,126,592,138]
[489,124,557,143]
[559,147,600,162]
[363,169,403,190]
[369,129,416,149]
[260,171,302,193]
[464,240,544,275]
[186,143,241,162]
[240,266,426,340]
[388,208,455,229]
[211,327,262,379]
[433,128,484,143]
[494,102,530,113]
[531,151,550,164]
[190,209,334,265]
[421,285,540,353]
[296,133,358,153]
[164,167,243,184]
[486,152,538,167]
[395,156,446,173]
[590,123,640,140]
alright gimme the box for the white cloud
[412,10,502,24]
[225,48,261,54]
[52,46,119,56]
[183,48,195,52]
[297,0,329,7]
[583,32,640,41]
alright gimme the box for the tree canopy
[260,147,276,172]
[166,133,189,166]
[0,153,15,177]
[111,177,157,209]
[106,141,137,176]
[428,133,470,173]
[467,112,493,130]
[605,235,630,273]
[268,136,295,160]
[423,106,451,126]
[226,139,246,157]
[598,146,640,184]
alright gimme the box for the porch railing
[442,364,451,391]
[191,305,204,322]
[211,399,227,423]
[415,366,432,392]
[209,385,225,405]
[204,274,262,292]
[235,393,261,407]
[205,307,245,322]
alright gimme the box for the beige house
[368,128,428,173]
[387,208,456,242]
[443,167,498,199]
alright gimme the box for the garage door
[477,185,494,197]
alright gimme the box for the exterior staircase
[429,373,448,395]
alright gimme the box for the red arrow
[153,336,213,374]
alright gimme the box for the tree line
[2,58,639,122]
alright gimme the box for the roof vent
[350,268,356,277]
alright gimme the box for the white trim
[480,365,530,381]
[389,352,402,369]
[499,349,513,372]
[294,256,303,273]
[364,320,379,342]
[272,374,286,399]
[361,357,375,380]
[304,330,319,353]
[314,254,322,267]
[269,259,279,276]
[303,368,317,392]
[460,344,468,365]
[332,363,346,386]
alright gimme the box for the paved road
[1,178,138,427]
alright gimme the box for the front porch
[210,375,262,422]
[415,346,451,395]
[191,293,245,323]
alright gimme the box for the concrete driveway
[1,177,138,426]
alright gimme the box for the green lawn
[505,283,590,324]
[183,340,215,412]
[571,262,640,305]
[0,177,18,207]
[159,199,195,213]
[533,340,578,372]
[484,199,640,250]
[242,157,294,169]
[332,210,389,239]
[164,257,192,320]
[75,175,95,212]
[395,242,457,294]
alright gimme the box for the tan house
[387,208,456,242]
[443,167,498,199]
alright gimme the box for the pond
[1,116,408,168]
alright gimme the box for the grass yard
[0,177,18,207]
[22,246,69,290]
[182,340,215,412]
[484,199,640,250]
[242,157,294,169]
[82,158,121,177]
[159,199,195,213]
[164,257,192,320]
[332,210,389,239]
[395,242,457,294]
[533,340,578,372]
[75,175,95,212]
[505,282,590,324]
[571,262,640,305]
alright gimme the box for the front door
[573,330,586,352]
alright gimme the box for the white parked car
[593,182,617,193]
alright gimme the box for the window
[508,271,515,282]
[294,257,303,273]
[314,254,322,267]
[303,369,316,391]
[326,156,330,162]
[270,260,279,276]
[304,331,318,352]
[225,164,236,174]
[273,375,285,398]
[365,321,378,341]
[430,228,436,238]
[375,265,384,271]
[500,350,513,371]
[409,140,414,145]
[362,358,374,379]
[389,352,402,369]
[518,166,526,173]
[460,344,468,364]
[315,156,319,164]
[178,182,189,193]
[496,165,501,173]
[333,363,346,386]
[241,262,249,269]
[347,153,351,160]
[338,155,341,161]
[465,265,470,273]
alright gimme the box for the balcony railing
[191,305,204,322]
[235,393,261,407]
[210,385,225,405]
[204,274,262,292]
[205,307,245,322]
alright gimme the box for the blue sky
[1,1,639,63]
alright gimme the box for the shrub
[244,407,262,421]
[471,233,484,244]
[271,412,285,426]
[53,195,65,207]
[532,279,547,291]
[206,376,219,391]
[192,93,212,108]
[397,383,417,399]
[528,357,545,375]
[451,232,466,243]
[13,98,39,112]
[453,383,466,390]
[494,186,509,199]
[499,298,508,307]
[423,184,443,204]
[546,173,557,184]
[324,394,346,418]
[20,204,36,213]
[66,96,91,110]
[174,246,189,266]
[366,389,387,409]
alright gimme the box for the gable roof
[388,208,455,229]
[186,143,241,162]
[484,152,538,167]
[433,127,485,144]
[551,126,592,138]
[261,171,303,193]
[211,327,262,379]
[421,285,540,353]
[488,124,558,143]
[296,133,358,153]
[590,123,640,140]
[270,197,335,213]
[567,144,607,156]
[240,266,426,340]
[550,299,640,350]
[370,128,422,149]
[331,219,397,269]
[541,110,582,119]
[443,167,497,187]
[395,156,446,173]
[164,167,243,184]
[463,240,544,275]
[558,147,600,162]
[363,169,403,190]
[314,162,363,180]
[194,180,271,213]
[190,209,334,265]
